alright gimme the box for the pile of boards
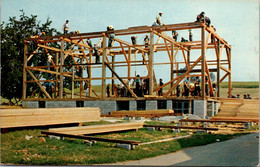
[1,107,100,128]
[108,109,177,117]
[212,99,259,122]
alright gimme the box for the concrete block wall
[193,100,207,119]
[46,101,76,108]
[146,100,157,110]
[167,100,172,110]
[84,101,116,115]
[22,101,38,108]
[129,101,137,111]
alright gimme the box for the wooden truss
[23,22,232,100]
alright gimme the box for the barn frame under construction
[22,22,232,116]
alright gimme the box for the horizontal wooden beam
[173,68,217,73]
[41,131,141,145]
[143,124,218,131]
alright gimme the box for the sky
[1,0,259,82]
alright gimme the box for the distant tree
[1,10,76,104]
[210,72,216,82]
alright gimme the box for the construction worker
[194,76,201,96]
[181,37,188,42]
[211,26,216,43]
[106,83,110,97]
[86,38,93,48]
[188,29,193,41]
[144,35,149,47]
[63,20,69,35]
[183,77,190,96]
[172,30,178,41]
[236,94,240,99]
[94,44,100,63]
[196,12,205,22]
[203,16,211,27]
[153,12,163,26]
[107,25,115,47]
[131,36,138,45]
[247,94,252,99]
[158,78,164,96]
[176,84,181,97]
[44,81,53,98]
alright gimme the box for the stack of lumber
[48,122,144,135]
[109,109,175,117]
[1,107,100,128]
[211,98,259,122]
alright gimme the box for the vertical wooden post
[228,48,232,98]
[71,66,74,98]
[112,55,115,95]
[101,34,107,98]
[80,58,83,98]
[60,39,64,99]
[216,40,220,97]
[55,53,59,98]
[128,46,131,78]
[170,45,174,95]
[148,31,154,95]
[22,43,28,99]
[201,27,206,98]
[89,48,92,97]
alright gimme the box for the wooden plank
[60,40,65,98]
[102,34,107,98]
[201,27,206,98]
[111,109,174,115]
[164,55,202,96]
[220,65,231,73]
[179,119,248,124]
[149,31,154,95]
[41,131,141,145]
[26,69,51,99]
[63,38,91,49]
[143,124,218,131]
[1,108,100,128]
[114,38,147,52]
[23,44,28,99]
[48,122,144,135]
[153,31,189,51]
[105,62,138,98]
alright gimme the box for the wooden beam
[170,45,174,95]
[71,66,74,98]
[153,31,189,51]
[102,34,107,98]
[63,38,91,49]
[23,44,28,99]
[41,131,141,145]
[217,39,220,97]
[181,49,189,69]
[220,65,231,73]
[149,31,154,95]
[60,39,64,98]
[114,38,147,52]
[26,69,51,99]
[220,72,229,83]
[227,48,232,98]
[201,27,206,98]
[164,39,173,64]
[27,47,40,61]
[164,55,202,96]
[105,62,138,98]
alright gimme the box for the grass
[1,120,257,165]
[220,82,259,88]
